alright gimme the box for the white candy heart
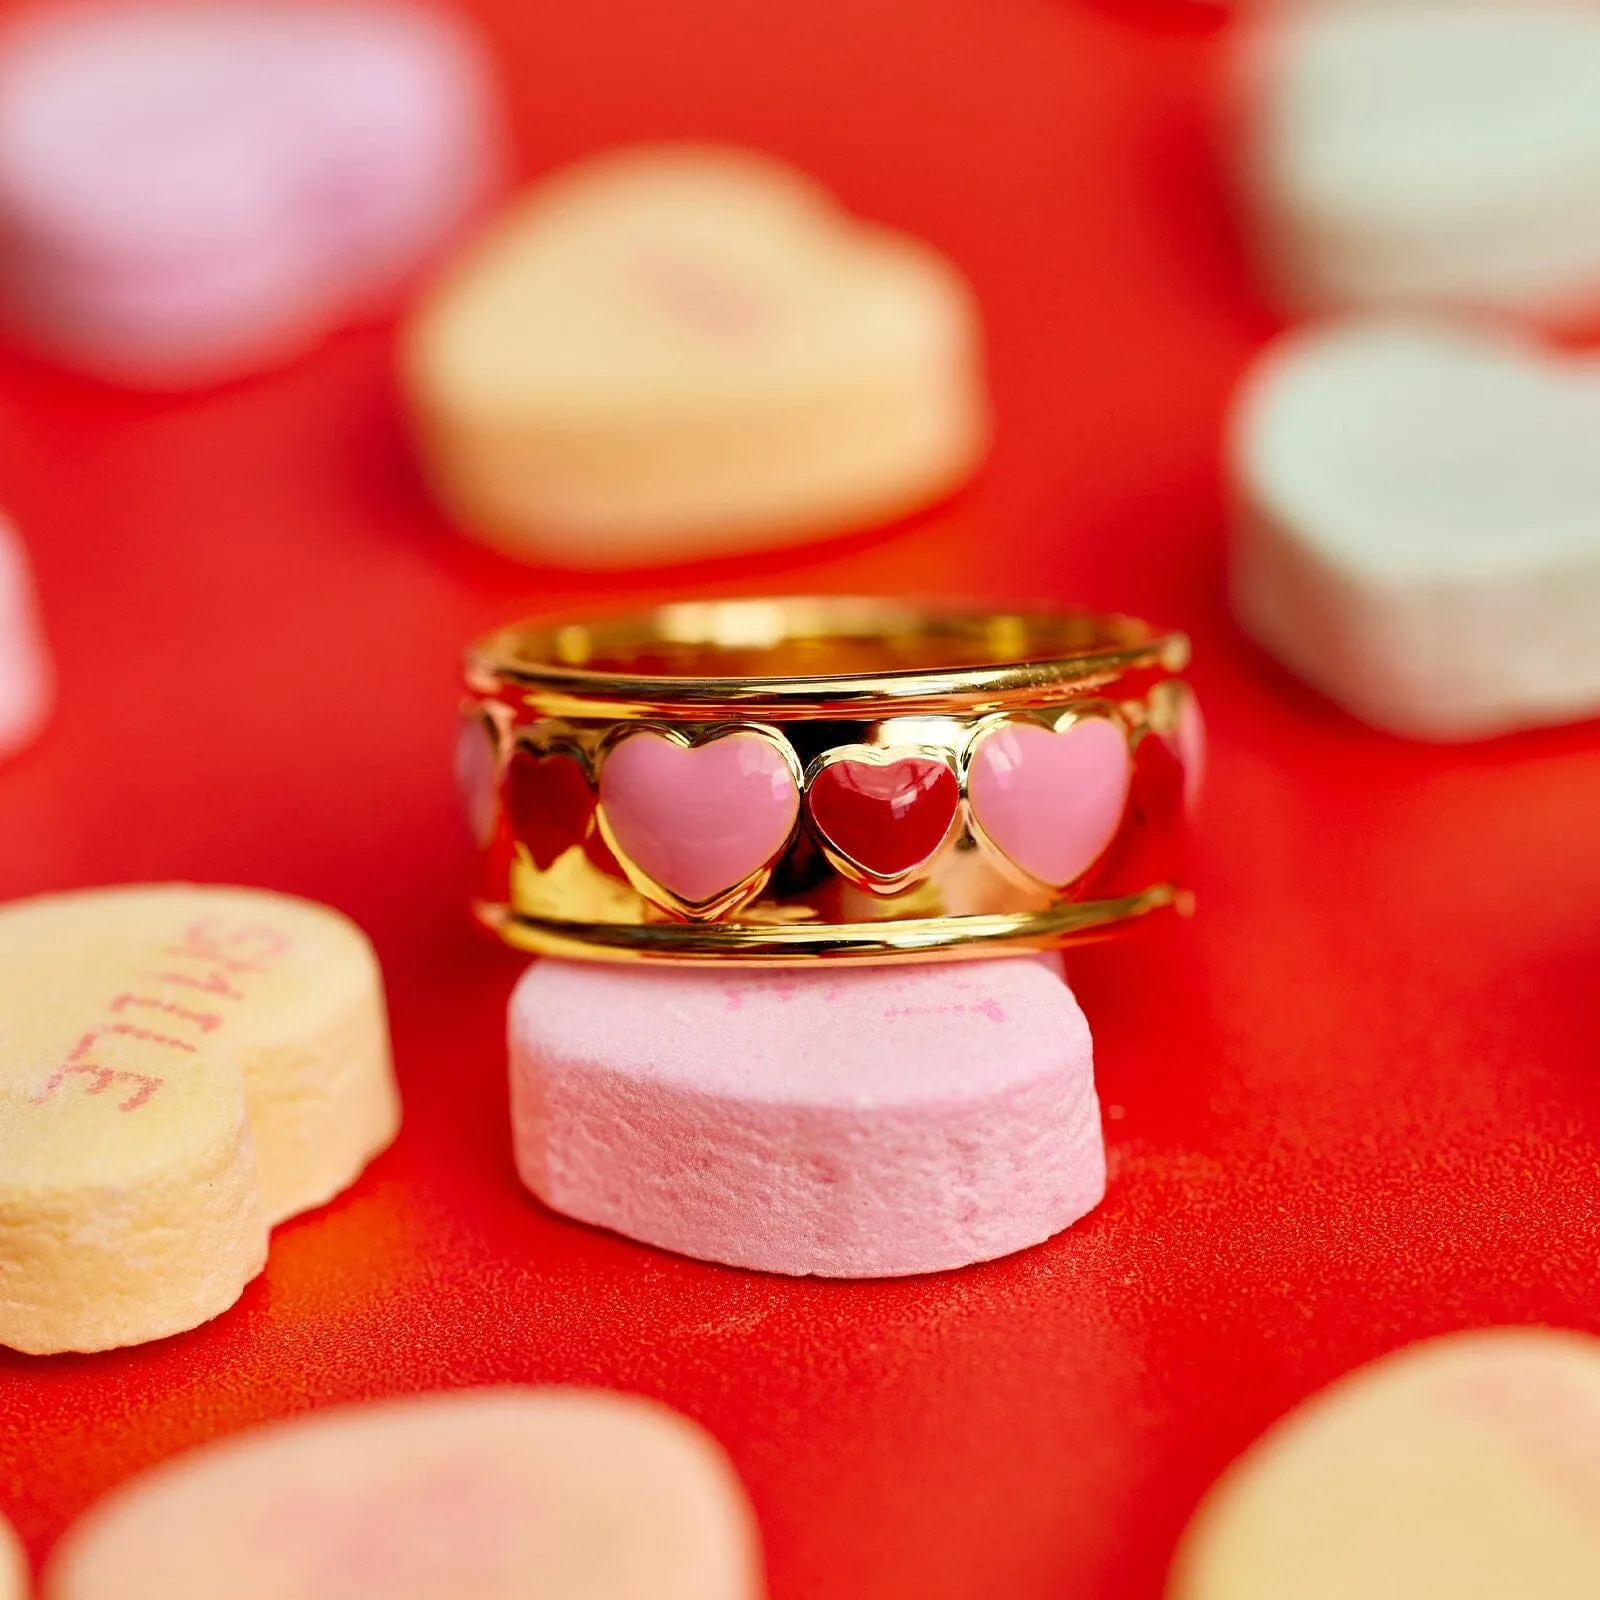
[403,143,990,568]
[1230,318,1600,739]
[1236,1,1600,320]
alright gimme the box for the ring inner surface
[474,599,1172,705]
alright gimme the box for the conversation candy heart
[403,143,990,567]
[43,1388,762,1600]
[0,884,398,1353]
[1169,1328,1600,1600]
[1232,318,1600,738]
[0,1,499,385]
[512,958,1104,1278]
[1235,2,1600,321]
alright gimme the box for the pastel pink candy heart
[0,1,499,384]
[599,731,799,907]
[967,717,1132,888]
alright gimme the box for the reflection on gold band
[467,596,1191,718]
[475,885,1192,964]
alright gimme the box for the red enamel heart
[806,755,959,882]
[503,748,595,871]
[1081,729,1183,898]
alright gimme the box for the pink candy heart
[967,716,1132,888]
[599,731,799,908]
[0,1,499,384]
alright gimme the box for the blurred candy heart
[1169,1329,1600,1600]
[0,885,397,1355]
[42,1389,763,1600]
[1232,318,1600,739]
[403,143,991,567]
[0,1,501,385]
[1235,1,1600,322]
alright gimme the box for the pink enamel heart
[967,717,1132,888]
[599,730,799,907]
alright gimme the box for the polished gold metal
[475,890,1189,963]
[463,597,1197,964]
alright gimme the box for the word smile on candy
[0,885,398,1354]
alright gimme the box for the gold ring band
[459,597,1201,963]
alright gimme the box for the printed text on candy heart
[630,250,768,339]
[29,919,293,1113]
[1443,1360,1600,1526]
[719,973,1008,1023]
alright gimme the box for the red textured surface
[4,1,1600,1596]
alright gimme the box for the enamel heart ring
[459,598,1202,962]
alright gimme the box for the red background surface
[4,1,1600,1595]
